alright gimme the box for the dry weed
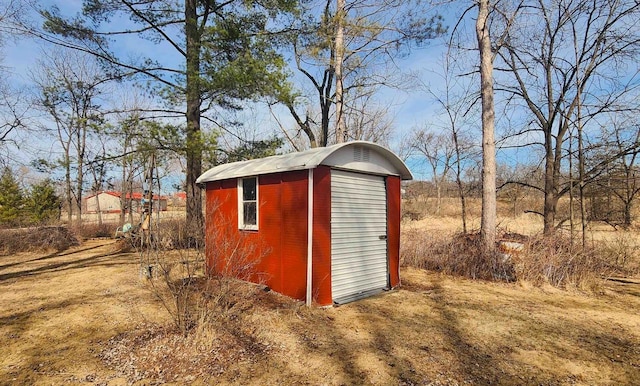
[0,226,79,254]
[69,222,116,239]
[515,235,612,290]
[101,279,292,384]
[401,227,621,290]
[401,228,515,281]
[597,231,640,275]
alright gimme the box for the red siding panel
[204,172,310,302]
[205,180,239,277]
[312,166,332,306]
[386,175,401,287]
[279,171,309,300]
[205,179,266,286]
[255,174,282,288]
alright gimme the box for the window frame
[238,176,259,230]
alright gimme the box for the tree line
[404,0,640,245]
[1,0,444,233]
[0,0,638,249]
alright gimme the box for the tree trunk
[543,128,556,235]
[320,86,332,146]
[127,179,134,224]
[451,127,467,233]
[435,182,442,216]
[96,190,103,226]
[476,0,497,250]
[75,120,86,225]
[120,153,126,225]
[65,154,72,223]
[578,107,586,247]
[185,0,203,234]
[623,202,631,228]
[334,0,346,143]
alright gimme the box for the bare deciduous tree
[32,50,106,224]
[33,0,297,234]
[0,0,30,153]
[277,0,445,149]
[412,130,456,216]
[344,92,395,145]
[496,0,640,235]
[476,0,497,249]
[588,121,640,228]
[423,47,479,233]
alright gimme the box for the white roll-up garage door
[331,170,388,304]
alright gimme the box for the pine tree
[0,168,24,227]
[27,179,60,225]
[40,0,299,234]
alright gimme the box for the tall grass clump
[515,235,612,289]
[401,228,515,281]
[0,226,79,254]
[401,228,624,290]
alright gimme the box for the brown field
[2,215,640,385]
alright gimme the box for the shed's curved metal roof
[196,141,413,184]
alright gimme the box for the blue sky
[1,0,475,183]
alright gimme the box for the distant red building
[84,191,168,213]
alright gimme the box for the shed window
[238,177,258,230]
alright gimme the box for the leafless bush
[138,210,267,336]
[594,232,640,276]
[513,235,612,289]
[0,226,79,254]
[154,218,204,250]
[69,222,116,239]
[143,247,205,334]
[402,228,619,289]
[401,229,515,281]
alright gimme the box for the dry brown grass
[403,196,545,222]
[1,240,639,384]
[2,197,640,385]
[401,229,516,281]
[515,234,614,290]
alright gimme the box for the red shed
[196,141,413,306]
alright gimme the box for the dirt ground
[1,237,640,385]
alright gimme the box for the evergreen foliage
[222,136,284,163]
[40,0,301,230]
[26,179,61,224]
[0,168,24,227]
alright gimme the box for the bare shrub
[154,218,204,250]
[101,282,289,384]
[515,234,613,289]
[402,227,617,289]
[138,207,268,336]
[401,228,515,281]
[595,232,640,276]
[400,228,445,268]
[143,247,206,334]
[143,247,266,336]
[70,222,117,239]
[0,226,79,254]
